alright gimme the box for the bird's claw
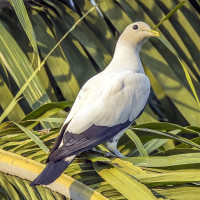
[104,152,117,158]
[104,151,126,158]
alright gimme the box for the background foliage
[0,0,200,199]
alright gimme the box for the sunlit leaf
[154,1,185,29]
[93,162,157,200]
[126,129,148,157]
[10,0,38,53]
[157,36,200,106]
[13,122,49,153]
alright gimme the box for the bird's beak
[146,29,160,37]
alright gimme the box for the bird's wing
[49,71,150,162]
[63,75,99,124]
[46,74,100,162]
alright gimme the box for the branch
[0,149,107,200]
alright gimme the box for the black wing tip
[30,177,54,186]
[30,172,53,186]
[30,155,76,187]
[30,175,54,186]
[30,162,65,186]
[30,180,40,186]
[30,182,36,186]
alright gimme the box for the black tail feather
[30,155,76,186]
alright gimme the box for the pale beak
[146,29,160,37]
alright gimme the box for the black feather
[30,155,76,186]
[46,122,69,163]
[50,119,132,162]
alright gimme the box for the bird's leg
[91,147,101,153]
[105,131,126,158]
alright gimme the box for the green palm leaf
[0,0,200,199]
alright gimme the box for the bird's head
[118,21,159,49]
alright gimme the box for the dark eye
[133,25,138,30]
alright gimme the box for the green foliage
[0,0,200,199]
[10,0,38,54]
[1,104,200,199]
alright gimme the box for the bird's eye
[133,25,138,30]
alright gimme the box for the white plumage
[66,70,150,133]
[31,21,159,186]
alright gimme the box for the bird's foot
[104,152,117,158]
[91,147,100,152]
[104,150,126,158]
[86,148,102,155]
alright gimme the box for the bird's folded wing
[50,119,132,162]
[48,72,149,162]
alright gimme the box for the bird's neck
[106,41,144,74]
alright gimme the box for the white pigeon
[31,21,159,186]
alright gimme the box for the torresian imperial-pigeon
[31,21,159,186]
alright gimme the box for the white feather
[62,22,153,135]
